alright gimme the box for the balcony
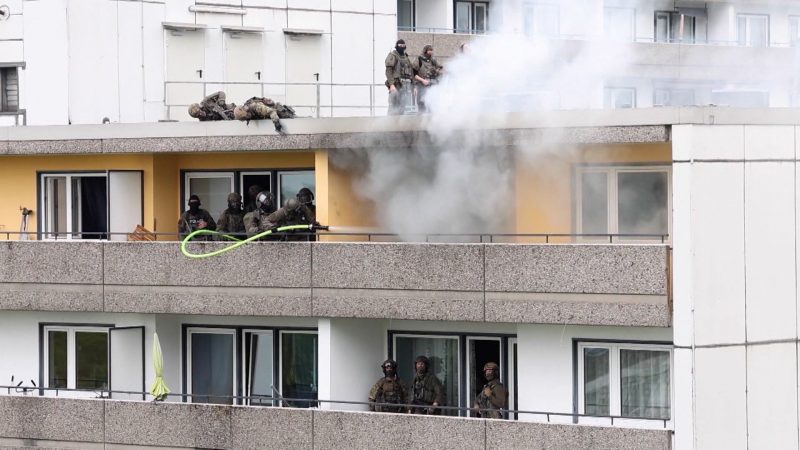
[0,240,669,327]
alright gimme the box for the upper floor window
[655,11,695,43]
[398,0,415,31]
[0,67,19,112]
[523,3,559,38]
[737,14,769,47]
[604,87,636,109]
[654,88,695,107]
[43,325,110,391]
[604,7,634,41]
[578,342,672,420]
[790,16,800,46]
[576,166,671,241]
[711,89,769,107]
[455,1,488,34]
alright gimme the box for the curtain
[620,349,670,419]
[584,348,610,415]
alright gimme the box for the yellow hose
[180,224,314,259]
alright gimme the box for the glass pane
[620,349,671,419]
[580,172,608,235]
[75,177,108,239]
[791,18,800,46]
[474,4,486,33]
[278,171,315,208]
[682,16,695,43]
[188,176,233,223]
[45,177,68,237]
[48,330,68,388]
[242,173,272,214]
[617,171,668,237]
[397,0,413,29]
[75,331,108,390]
[737,16,747,45]
[655,14,668,42]
[456,2,471,32]
[248,332,274,405]
[468,339,501,402]
[281,333,318,408]
[395,336,459,416]
[584,347,609,416]
[750,17,767,47]
[191,332,234,404]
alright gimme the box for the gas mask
[395,45,406,55]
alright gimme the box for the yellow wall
[515,143,672,240]
[315,150,377,241]
[0,154,156,236]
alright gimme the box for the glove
[273,120,282,133]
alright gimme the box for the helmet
[256,191,274,211]
[227,192,242,204]
[284,198,301,212]
[188,103,202,118]
[483,362,499,372]
[381,359,398,370]
[297,188,314,205]
[233,106,250,121]
[414,355,430,368]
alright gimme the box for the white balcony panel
[747,343,798,450]
[118,1,145,123]
[331,0,372,13]
[0,14,23,40]
[332,13,373,84]
[744,125,795,160]
[695,346,747,450]
[166,83,204,106]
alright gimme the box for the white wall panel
[690,125,745,160]
[672,348,694,450]
[331,13,372,84]
[196,12,242,27]
[327,318,387,411]
[288,0,329,11]
[67,0,119,124]
[22,0,69,125]
[745,162,796,342]
[671,163,693,347]
[0,14,23,40]
[165,0,194,23]
[203,28,225,82]
[0,41,23,62]
[143,3,166,103]
[332,0,372,13]
[287,10,331,33]
[692,163,746,346]
[242,7,277,29]
[374,0,395,14]
[332,85,371,107]
[118,1,145,123]
[744,125,795,160]
[694,347,747,450]
[747,343,799,450]
[244,0,286,7]
[373,14,396,86]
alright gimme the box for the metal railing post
[314,73,321,118]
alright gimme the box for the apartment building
[0,1,798,450]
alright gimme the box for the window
[791,16,800,46]
[711,89,769,107]
[578,342,672,420]
[43,326,110,391]
[523,3,559,38]
[183,326,317,407]
[604,7,634,41]
[455,1,488,34]
[604,87,636,109]
[576,166,671,240]
[737,14,769,47]
[391,332,514,417]
[277,170,315,208]
[1,67,19,112]
[654,88,695,107]
[655,11,695,43]
[398,0,415,30]
[41,174,108,239]
[184,172,235,225]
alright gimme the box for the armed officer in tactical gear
[385,39,414,115]
[178,194,216,240]
[233,97,295,132]
[473,362,508,419]
[409,355,444,415]
[412,45,443,113]
[188,91,236,121]
[266,197,317,241]
[368,359,408,413]
[243,191,277,240]
[216,192,246,237]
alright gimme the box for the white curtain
[620,349,670,419]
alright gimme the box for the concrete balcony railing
[0,241,669,326]
[0,396,672,450]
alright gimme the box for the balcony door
[455,1,488,34]
[187,328,236,405]
[184,172,236,225]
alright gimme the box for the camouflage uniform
[216,208,246,235]
[385,43,414,115]
[234,97,296,132]
[412,46,443,113]
[368,376,408,413]
[243,209,277,240]
[266,199,316,241]
[178,209,216,240]
[474,378,508,419]
[189,91,236,121]
[409,372,444,415]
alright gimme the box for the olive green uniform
[409,372,444,414]
[412,54,443,113]
[385,49,414,115]
[199,91,235,120]
[178,209,216,240]
[266,203,316,241]
[216,208,246,235]
[243,210,277,239]
[473,379,508,419]
[368,376,408,413]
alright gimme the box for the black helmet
[285,197,301,212]
[381,359,398,370]
[297,187,314,205]
[256,191,274,211]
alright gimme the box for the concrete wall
[672,124,800,450]
[0,396,672,450]
[0,241,670,327]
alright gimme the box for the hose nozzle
[313,224,330,231]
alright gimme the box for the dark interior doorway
[242,174,273,213]
[469,339,501,401]
[78,176,107,239]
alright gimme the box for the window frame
[654,11,695,44]
[40,323,114,395]
[603,86,636,109]
[180,323,317,406]
[0,66,19,112]
[38,171,108,240]
[737,13,769,47]
[185,327,238,404]
[653,87,695,107]
[454,1,489,34]
[278,329,319,408]
[574,164,672,242]
[397,0,416,31]
[575,340,674,422]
